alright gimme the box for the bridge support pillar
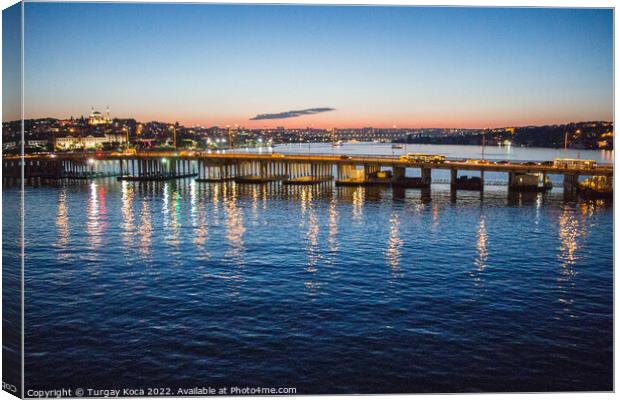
[364,164,379,179]
[508,171,516,187]
[450,169,458,187]
[421,187,431,203]
[563,173,579,200]
[449,168,458,201]
[421,167,431,186]
[393,166,406,180]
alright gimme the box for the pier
[3,151,613,199]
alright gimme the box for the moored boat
[578,176,613,199]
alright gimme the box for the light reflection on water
[351,186,364,222]
[558,205,583,281]
[557,205,582,312]
[327,196,339,255]
[385,212,403,275]
[223,183,245,268]
[304,187,322,296]
[471,214,488,286]
[139,198,152,260]
[86,182,102,251]
[191,182,210,262]
[55,189,70,259]
[120,181,135,251]
[16,178,613,392]
[251,185,259,218]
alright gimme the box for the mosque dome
[88,108,111,125]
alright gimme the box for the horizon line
[6,116,614,131]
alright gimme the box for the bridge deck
[5,151,613,176]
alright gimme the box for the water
[250,142,614,164]
[3,144,613,394]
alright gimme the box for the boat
[451,176,483,191]
[509,173,552,192]
[578,176,612,199]
[391,144,404,149]
[578,185,613,199]
[331,140,343,147]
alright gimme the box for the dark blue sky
[3,2,21,122]
[15,3,614,127]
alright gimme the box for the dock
[283,176,333,185]
[117,173,197,181]
[234,175,287,184]
[195,177,236,183]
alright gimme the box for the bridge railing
[6,150,614,169]
[431,179,510,186]
[205,150,613,166]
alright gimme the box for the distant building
[26,139,50,149]
[2,141,18,151]
[88,107,112,126]
[54,132,126,150]
[2,138,50,151]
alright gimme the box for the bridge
[3,151,613,199]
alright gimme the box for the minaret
[106,106,110,121]
[172,125,177,149]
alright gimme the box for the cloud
[250,107,335,120]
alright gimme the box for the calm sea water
[5,144,614,393]
[255,142,614,164]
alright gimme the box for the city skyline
[7,4,614,128]
[4,110,614,131]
